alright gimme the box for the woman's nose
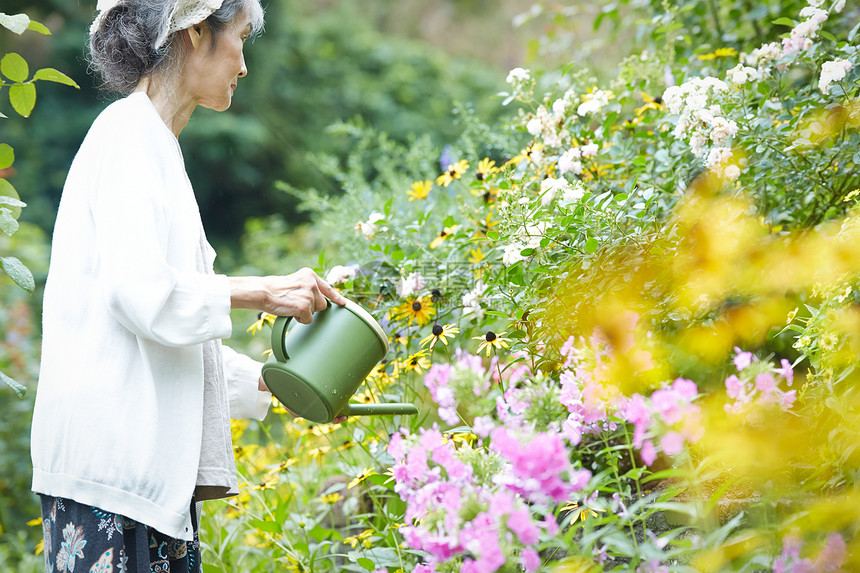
[238,53,247,78]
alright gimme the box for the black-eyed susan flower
[407,180,433,201]
[473,330,511,357]
[507,142,544,167]
[320,492,343,505]
[404,350,431,373]
[343,529,373,549]
[436,159,470,187]
[430,226,458,249]
[246,312,275,335]
[697,47,738,60]
[348,467,378,489]
[475,158,498,181]
[393,296,436,326]
[420,323,460,350]
[635,91,664,117]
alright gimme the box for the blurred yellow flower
[430,226,459,249]
[343,529,373,549]
[404,350,432,373]
[436,159,469,187]
[468,248,485,264]
[407,180,433,201]
[697,47,738,60]
[420,323,460,350]
[476,157,498,181]
[320,492,343,505]
[508,142,544,166]
[246,312,275,335]
[635,91,664,117]
[348,467,378,489]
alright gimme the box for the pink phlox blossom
[431,444,473,482]
[780,389,797,410]
[733,347,755,371]
[460,513,506,573]
[490,427,583,503]
[660,431,685,456]
[778,358,795,385]
[402,524,462,563]
[725,374,748,401]
[637,560,670,573]
[641,439,657,466]
[814,533,847,572]
[387,430,407,461]
[419,426,446,453]
[620,394,651,448]
[542,514,559,536]
[559,370,584,413]
[561,415,584,446]
[651,388,685,425]
[413,565,436,573]
[506,508,540,545]
[520,548,541,572]
[560,335,577,368]
[472,415,495,438]
[611,492,629,519]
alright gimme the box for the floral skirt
[40,495,201,573]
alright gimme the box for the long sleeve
[222,344,270,420]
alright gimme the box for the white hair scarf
[91,0,225,49]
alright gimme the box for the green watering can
[260,299,418,424]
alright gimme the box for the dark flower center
[448,169,457,177]
[412,301,422,311]
[485,331,497,342]
[432,324,444,336]
[476,172,485,181]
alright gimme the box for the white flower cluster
[396,271,426,298]
[726,64,760,86]
[557,143,598,176]
[539,176,586,206]
[819,58,853,93]
[781,6,828,57]
[354,212,385,239]
[324,264,359,285]
[526,105,567,149]
[663,77,738,159]
[742,42,783,71]
[461,280,487,316]
[577,89,612,115]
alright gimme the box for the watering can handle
[271,316,291,362]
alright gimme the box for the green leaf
[0,208,20,236]
[1,52,29,83]
[1,256,35,292]
[584,237,599,253]
[1,370,26,397]
[9,83,36,117]
[26,19,51,35]
[248,518,281,533]
[357,558,376,571]
[0,143,13,169]
[0,13,30,35]
[771,17,796,27]
[486,230,499,241]
[0,178,22,218]
[819,30,837,43]
[33,68,78,88]
[442,214,456,227]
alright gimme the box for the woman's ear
[186,22,207,49]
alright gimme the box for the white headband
[90,0,225,50]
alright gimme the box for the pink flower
[621,394,651,448]
[733,347,754,371]
[814,533,846,572]
[671,378,698,400]
[778,358,794,385]
[507,509,540,544]
[414,565,436,573]
[651,388,684,425]
[641,440,657,465]
[660,431,684,456]
[755,372,777,394]
[542,514,559,536]
[725,374,745,400]
[520,548,541,572]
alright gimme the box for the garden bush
[211,0,860,571]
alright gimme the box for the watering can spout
[342,403,419,417]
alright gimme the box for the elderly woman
[29,1,346,571]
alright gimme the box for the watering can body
[260,300,418,423]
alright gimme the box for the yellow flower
[392,296,436,326]
[405,350,432,373]
[634,91,664,117]
[252,476,279,490]
[343,529,374,549]
[430,226,459,249]
[407,180,433,201]
[320,492,343,505]
[272,458,298,473]
[468,248,485,264]
[246,312,275,335]
[348,467,378,489]
[561,500,607,522]
[473,330,511,357]
[307,445,330,461]
[436,159,470,187]
[697,47,738,60]
[475,158,498,181]
[420,323,460,350]
[507,142,544,166]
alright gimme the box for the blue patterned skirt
[40,495,201,573]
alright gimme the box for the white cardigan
[31,93,269,541]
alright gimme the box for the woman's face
[185,13,253,111]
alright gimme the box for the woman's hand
[229,267,348,324]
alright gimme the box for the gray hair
[88,0,264,96]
